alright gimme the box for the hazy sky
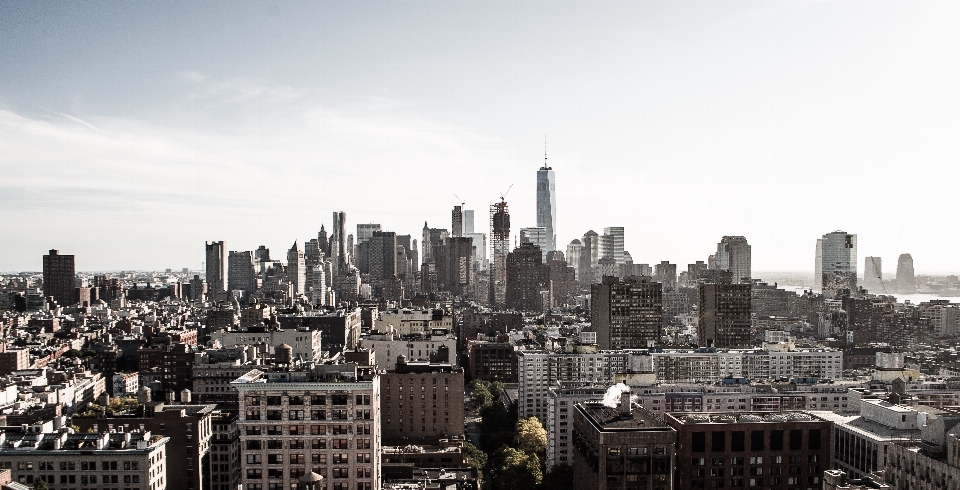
[2,1,959,274]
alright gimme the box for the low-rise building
[572,393,677,490]
[0,427,168,490]
[232,367,380,490]
[665,411,831,490]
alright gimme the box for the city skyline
[3,1,960,273]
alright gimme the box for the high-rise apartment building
[433,236,474,297]
[43,249,76,306]
[206,241,226,295]
[228,251,258,293]
[818,231,857,296]
[506,242,547,312]
[537,162,556,252]
[490,200,511,306]
[896,253,915,293]
[863,256,883,293]
[698,276,752,348]
[713,236,751,283]
[287,241,306,297]
[233,369,380,490]
[367,231,398,282]
[591,275,663,349]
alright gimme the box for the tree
[515,417,547,455]
[462,441,488,471]
[539,464,574,490]
[470,380,493,409]
[34,479,49,490]
[492,445,542,490]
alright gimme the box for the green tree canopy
[492,445,543,490]
[515,417,547,455]
[470,380,493,409]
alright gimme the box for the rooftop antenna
[541,135,550,170]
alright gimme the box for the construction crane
[869,256,889,296]
[454,194,465,207]
[500,184,513,202]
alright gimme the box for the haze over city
[3,1,960,274]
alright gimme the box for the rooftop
[578,401,668,431]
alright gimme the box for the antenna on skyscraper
[542,135,550,170]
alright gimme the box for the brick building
[665,411,831,490]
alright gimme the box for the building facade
[206,241,227,295]
[819,231,858,296]
[233,369,380,490]
[42,249,76,306]
[591,276,663,350]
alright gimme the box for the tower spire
[543,134,548,169]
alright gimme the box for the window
[789,430,802,450]
[712,432,725,452]
[750,431,764,451]
[692,432,706,453]
[731,431,745,452]
[770,430,784,451]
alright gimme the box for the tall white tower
[536,142,556,253]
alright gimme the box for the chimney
[620,388,632,417]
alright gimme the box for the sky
[2,0,960,274]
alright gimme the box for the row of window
[244,409,370,421]
[246,466,373,479]
[247,480,372,490]
[8,461,142,471]
[691,429,822,452]
[245,395,370,406]
[245,423,370,437]
[245,452,373,465]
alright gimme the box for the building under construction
[490,200,510,307]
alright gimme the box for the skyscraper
[228,250,258,293]
[331,211,347,273]
[896,253,915,293]
[698,274,752,348]
[818,231,857,297]
[565,239,583,281]
[713,236,751,283]
[601,227,625,265]
[591,275,663,349]
[43,249,76,306]
[536,159,556,252]
[368,231,398,281]
[355,223,381,246]
[579,230,600,286]
[463,209,475,234]
[863,256,883,293]
[490,200,511,306]
[506,242,547,312]
[452,205,463,237]
[287,241,305,296]
[519,226,549,261]
[205,241,226,294]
